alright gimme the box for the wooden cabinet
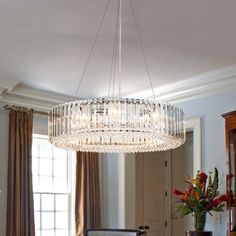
[222,111,236,236]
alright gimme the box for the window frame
[32,133,75,236]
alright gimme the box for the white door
[135,152,168,236]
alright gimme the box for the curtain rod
[34,110,48,116]
[3,105,48,116]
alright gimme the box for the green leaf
[212,168,219,197]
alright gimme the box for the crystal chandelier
[48,0,186,153]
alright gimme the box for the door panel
[136,152,167,236]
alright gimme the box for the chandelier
[48,0,186,153]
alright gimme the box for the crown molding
[128,64,236,103]
[8,83,76,104]
[0,78,19,98]
[0,78,19,90]
[1,64,236,111]
[0,83,77,112]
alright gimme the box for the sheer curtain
[6,107,35,236]
[75,152,101,236]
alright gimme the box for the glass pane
[32,158,39,176]
[36,230,41,236]
[39,139,52,158]
[40,159,52,176]
[34,194,40,211]
[54,177,67,193]
[42,212,54,229]
[53,147,67,159]
[39,176,53,192]
[56,212,68,229]
[34,212,40,230]
[32,140,38,157]
[41,230,54,236]
[54,159,67,177]
[56,195,68,211]
[55,230,68,236]
[33,176,39,192]
[42,194,54,211]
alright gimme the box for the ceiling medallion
[48,0,186,153]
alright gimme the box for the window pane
[36,230,41,236]
[40,159,52,176]
[54,159,67,177]
[32,140,38,157]
[42,212,54,229]
[39,176,53,192]
[53,147,67,159]
[33,176,39,192]
[42,194,54,211]
[56,212,68,229]
[54,177,67,192]
[34,194,40,211]
[55,230,68,236]
[39,139,52,158]
[34,212,40,230]
[32,158,39,176]
[56,195,68,211]
[41,230,54,236]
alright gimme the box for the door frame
[185,117,202,176]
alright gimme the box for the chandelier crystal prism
[48,0,186,153]
[48,98,185,153]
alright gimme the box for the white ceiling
[0,0,236,99]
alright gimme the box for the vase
[193,212,207,232]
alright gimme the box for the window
[32,134,73,236]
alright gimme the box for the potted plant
[173,168,227,236]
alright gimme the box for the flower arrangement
[173,168,227,232]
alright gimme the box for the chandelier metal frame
[48,0,186,153]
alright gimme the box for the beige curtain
[75,152,101,236]
[6,107,35,236]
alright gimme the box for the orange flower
[191,189,200,200]
[181,194,189,201]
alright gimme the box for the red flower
[199,172,208,184]
[173,189,185,196]
[212,198,222,206]
[211,195,228,207]
[219,194,228,202]
[173,168,227,217]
